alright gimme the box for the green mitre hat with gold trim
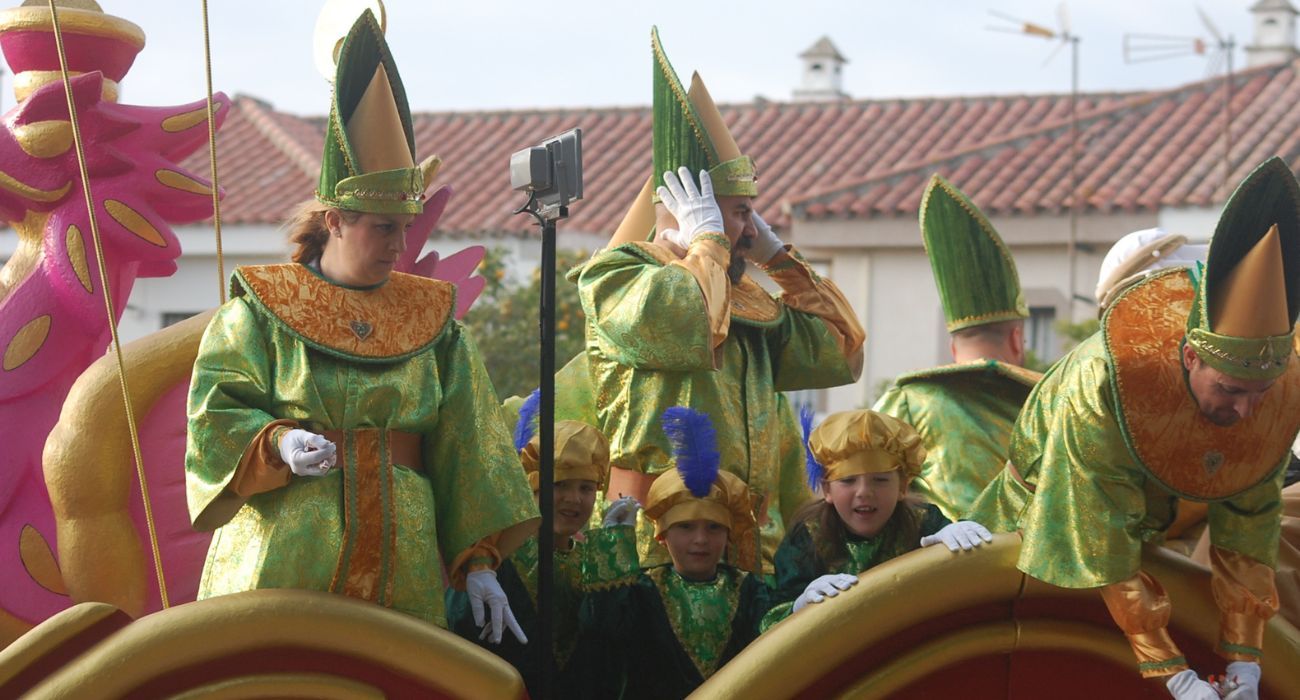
[650,26,756,200]
[919,175,1028,332]
[1186,156,1300,381]
[316,9,439,215]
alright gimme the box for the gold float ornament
[0,1,145,103]
[692,534,1300,699]
[43,310,216,617]
[0,590,526,699]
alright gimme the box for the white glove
[749,212,786,263]
[792,573,858,613]
[1219,661,1261,700]
[601,496,640,528]
[656,167,724,246]
[920,521,994,552]
[1165,669,1221,699]
[467,569,526,645]
[277,428,336,477]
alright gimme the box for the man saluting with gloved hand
[574,27,867,576]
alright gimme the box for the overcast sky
[13,0,1271,115]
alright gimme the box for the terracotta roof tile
[790,60,1300,221]
[192,60,1300,235]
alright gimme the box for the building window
[1027,305,1057,361]
[162,311,200,328]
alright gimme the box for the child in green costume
[581,407,770,699]
[762,409,991,631]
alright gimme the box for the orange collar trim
[1105,268,1300,500]
[234,264,454,362]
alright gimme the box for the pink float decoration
[0,3,229,625]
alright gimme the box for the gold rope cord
[46,0,169,608]
[201,0,226,303]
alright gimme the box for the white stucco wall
[791,210,1158,408]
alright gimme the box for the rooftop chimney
[1246,0,1300,67]
[793,36,848,102]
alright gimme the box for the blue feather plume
[514,389,541,452]
[661,406,720,498]
[799,404,824,490]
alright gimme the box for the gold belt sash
[320,428,422,606]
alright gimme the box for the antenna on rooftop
[988,3,1084,318]
[1123,6,1235,196]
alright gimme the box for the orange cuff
[1210,546,1278,661]
[761,248,866,359]
[228,419,297,498]
[1100,571,1188,677]
[447,536,503,591]
[672,236,732,351]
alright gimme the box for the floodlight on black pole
[510,127,583,700]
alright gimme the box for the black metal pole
[536,211,560,700]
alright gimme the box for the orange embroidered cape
[233,264,455,362]
[1104,268,1300,500]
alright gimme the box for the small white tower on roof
[1246,0,1300,67]
[794,36,849,102]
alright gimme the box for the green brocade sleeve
[425,322,540,562]
[768,308,858,392]
[1013,343,1150,588]
[1208,460,1288,568]
[185,298,279,528]
[761,522,822,632]
[581,526,640,590]
[577,245,715,371]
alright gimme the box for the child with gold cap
[762,409,992,629]
[447,390,640,698]
[581,406,771,699]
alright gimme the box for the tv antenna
[989,3,1085,317]
[1123,6,1235,194]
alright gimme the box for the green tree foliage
[462,247,591,402]
[1024,318,1101,373]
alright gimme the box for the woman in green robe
[184,9,537,631]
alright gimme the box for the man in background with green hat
[573,27,866,573]
[873,175,1040,522]
[967,157,1300,698]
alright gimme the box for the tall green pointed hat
[316,9,439,215]
[650,26,757,200]
[919,175,1028,332]
[1186,156,1300,381]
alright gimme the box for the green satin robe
[186,267,539,625]
[874,361,1035,521]
[966,333,1286,588]
[577,244,854,570]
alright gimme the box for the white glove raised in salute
[467,569,527,645]
[919,521,993,552]
[601,495,641,528]
[1165,669,1223,699]
[749,212,786,264]
[277,428,336,477]
[792,573,858,613]
[657,167,725,248]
